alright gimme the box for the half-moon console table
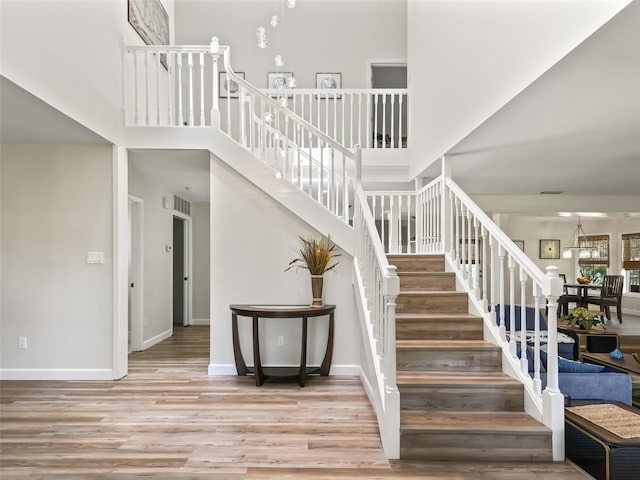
[230,304,335,387]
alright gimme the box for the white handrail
[362,172,566,461]
[261,88,408,149]
[353,180,400,458]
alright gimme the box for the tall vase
[310,274,324,307]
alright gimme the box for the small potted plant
[285,235,340,307]
[567,307,602,332]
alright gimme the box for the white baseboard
[0,368,113,381]
[207,363,360,376]
[142,328,172,350]
[190,318,210,326]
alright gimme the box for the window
[578,234,609,284]
[622,233,640,293]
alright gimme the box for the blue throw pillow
[540,349,604,373]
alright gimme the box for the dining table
[564,283,602,307]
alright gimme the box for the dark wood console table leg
[319,310,334,376]
[299,316,308,387]
[252,315,265,386]
[231,313,247,375]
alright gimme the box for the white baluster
[188,52,194,126]
[520,267,529,374]
[373,94,379,149]
[509,255,516,357]
[481,227,488,311]
[390,94,396,148]
[398,93,404,148]
[532,285,542,395]
[382,94,387,148]
[133,51,139,125]
[144,51,150,125]
[498,244,506,340]
[155,51,160,125]
[177,53,184,126]
[199,52,205,125]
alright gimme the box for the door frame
[173,210,193,327]
[128,194,144,351]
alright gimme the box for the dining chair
[557,273,579,317]
[585,275,624,323]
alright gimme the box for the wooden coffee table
[581,352,640,408]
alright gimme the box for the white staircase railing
[362,164,566,461]
[124,38,358,223]
[262,88,408,149]
[124,40,565,461]
[353,180,400,459]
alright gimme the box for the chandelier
[562,217,598,259]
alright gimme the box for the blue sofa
[495,305,632,405]
[494,305,575,359]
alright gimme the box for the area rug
[567,404,640,439]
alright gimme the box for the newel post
[440,155,451,256]
[209,36,220,128]
[542,265,566,461]
[382,266,400,459]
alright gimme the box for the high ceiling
[423,0,640,197]
[1,2,639,202]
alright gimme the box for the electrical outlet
[18,336,27,349]
[277,335,285,346]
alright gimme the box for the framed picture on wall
[316,72,342,99]
[127,0,170,69]
[267,72,294,96]
[539,239,560,259]
[513,240,525,251]
[219,72,244,98]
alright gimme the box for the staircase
[390,254,553,461]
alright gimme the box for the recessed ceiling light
[184,187,194,192]
[539,191,563,195]
[558,212,572,217]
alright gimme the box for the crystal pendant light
[286,76,297,88]
[274,54,284,67]
[270,15,280,27]
[264,112,273,123]
[278,96,288,107]
[287,0,296,8]
[256,27,268,48]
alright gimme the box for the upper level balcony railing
[123,44,407,150]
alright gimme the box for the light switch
[87,252,104,264]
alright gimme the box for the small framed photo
[219,72,244,98]
[539,239,560,259]
[267,72,294,96]
[513,240,525,251]
[316,72,341,99]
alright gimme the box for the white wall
[407,0,631,177]
[209,153,360,374]
[0,144,114,379]
[0,0,175,143]
[192,201,210,322]
[175,0,407,89]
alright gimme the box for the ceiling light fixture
[562,216,597,259]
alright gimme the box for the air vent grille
[173,195,191,216]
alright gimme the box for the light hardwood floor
[1,326,592,479]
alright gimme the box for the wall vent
[173,195,191,216]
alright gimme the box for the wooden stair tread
[397,371,520,387]
[398,291,467,296]
[401,411,549,433]
[396,340,498,349]
[397,271,453,276]
[395,313,480,320]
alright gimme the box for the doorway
[128,195,144,352]
[371,63,408,148]
[173,213,191,327]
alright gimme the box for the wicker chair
[557,273,580,317]
[585,275,624,323]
